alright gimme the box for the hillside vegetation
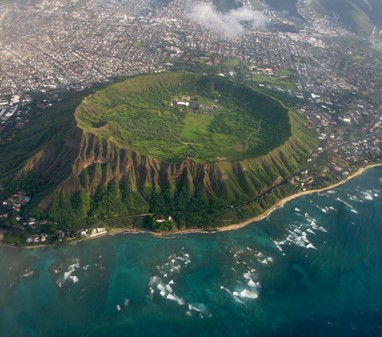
[0,72,318,232]
[312,0,381,35]
[76,72,291,163]
[265,0,381,35]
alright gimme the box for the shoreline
[86,163,382,238]
[214,163,382,233]
[1,163,381,248]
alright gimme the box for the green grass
[76,72,291,163]
[371,43,382,53]
[180,113,214,141]
[251,68,297,90]
[212,0,242,13]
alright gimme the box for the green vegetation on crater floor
[76,72,291,163]
[0,72,318,242]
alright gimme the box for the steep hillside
[312,0,381,35]
[263,0,302,18]
[1,73,318,232]
[264,0,381,35]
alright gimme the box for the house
[171,100,189,107]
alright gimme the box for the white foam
[294,237,307,248]
[220,285,230,293]
[188,303,208,316]
[167,293,185,305]
[221,286,243,303]
[306,243,317,249]
[260,257,273,265]
[302,232,310,243]
[243,269,256,279]
[363,191,373,200]
[310,220,319,230]
[166,293,177,301]
[149,251,193,308]
[273,240,284,251]
[22,270,35,278]
[149,276,160,285]
[350,209,359,214]
[285,230,312,248]
[63,262,79,280]
[58,259,81,286]
[336,197,354,209]
[239,289,258,299]
[172,265,181,272]
[348,194,360,201]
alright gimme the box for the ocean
[1,166,382,337]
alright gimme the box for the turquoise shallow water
[1,167,382,337]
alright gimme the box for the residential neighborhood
[0,0,382,244]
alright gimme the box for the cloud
[188,3,267,39]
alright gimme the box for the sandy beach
[215,163,382,233]
[1,163,381,247]
[105,163,382,237]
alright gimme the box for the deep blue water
[1,167,382,337]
